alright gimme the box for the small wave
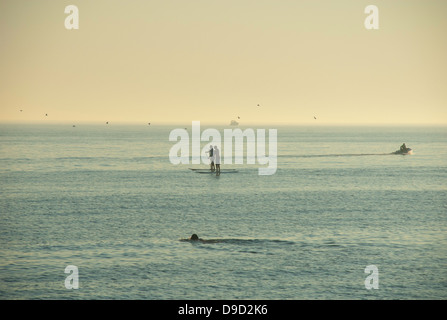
[52,156,165,161]
[55,156,95,160]
[278,153,392,158]
[179,238,296,246]
[0,158,33,161]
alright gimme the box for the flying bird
[314,116,317,120]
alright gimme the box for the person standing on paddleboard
[206,145,215,172]
[214,145,221,176]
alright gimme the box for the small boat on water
[392,144,413,155]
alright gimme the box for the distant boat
[392,145,413,155]
[230,120,239,126]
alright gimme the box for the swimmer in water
[189,234,201,241]
[180,234,220,244]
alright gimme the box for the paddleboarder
[214,145,221,176]
[205,145,215,172]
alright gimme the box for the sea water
[0,124,446,299]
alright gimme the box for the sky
[0,0,446,125]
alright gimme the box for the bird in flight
[314,116,317,120]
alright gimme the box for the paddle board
[189,168,238,174]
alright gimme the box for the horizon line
[1,120,446,127]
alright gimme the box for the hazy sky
[1,0,446,125]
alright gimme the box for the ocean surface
[0,123,446,300]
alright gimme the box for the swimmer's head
[190,234,199,240]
